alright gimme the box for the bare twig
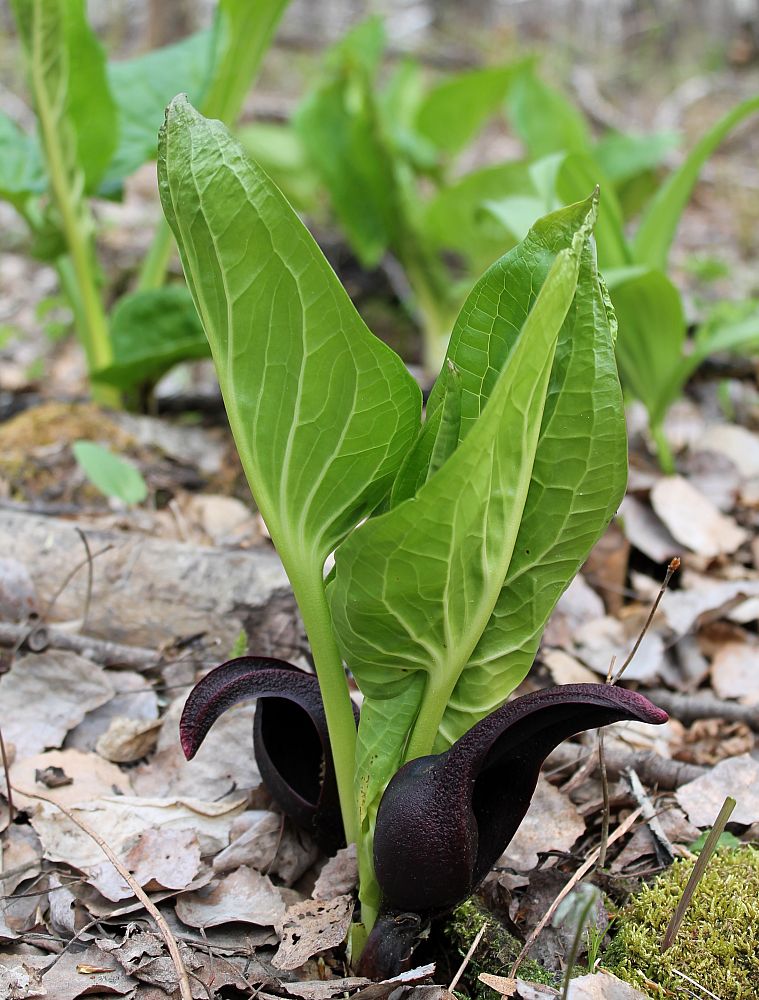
[547,743,706,789]
[662,796,736,952]
[15,787,193,1000]
[0,725,14,821]
[509,808,642,978]
[644,688,759,732]
[449,920,488,992]
[596,560,679,867]
[75,528,95,633]
[39,543,113,625]
[0,620,157,669]
[612,557,680,685]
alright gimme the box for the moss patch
[606,846,759,999]
[444,899,555,998]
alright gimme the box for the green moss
[444,899,555,998]
[605,846,759,999]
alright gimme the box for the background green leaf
[632,94,759,270]
[0,112,45,207]
[73,440,148,505]
[506,63,592,159]
[93,286,209,390]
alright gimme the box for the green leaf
[0,112,45,208]
[103,30,213,191]
[605,266,686,425]
[295,30,399,267]
[158,96,421,570]
[93,285,209,390]
[421,161,534,271]
[415,61,525,156]
[330,206,591,823]
[73,440,148,505]
[633,95,759,270]
[13,0,118,193]
[506,63,591,160]
[201,0,291,123]
[237,122,319,211]
[554,153,630,269]
[593,129,680,185]
[389,360,462,507]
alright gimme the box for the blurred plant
[73,439,148,505]
[276,20,681,379]
[2,0,290,405]
[486,73,759,470]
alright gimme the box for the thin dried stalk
[449,920,488,992]
[661,795,736,952]
[15,787,192,1000]
[509,807,642,978]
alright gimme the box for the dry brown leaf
[573,615,663,683]
[541,650,599,687]
[66,671,158,752]
[175,865,286,929]
[133,693,260,800]
[10,749,133,810]
[97,930,198,993]
[710,640,759,703]
[0,652,113,760]
[87,827,202,901]
[272,895,354,971]
[312,844,358,900]
[672,718,754,766]
[695,423,759,479]
[650,476,747,558]
[566,971,649,999]
[661,578,759,636]
[284,978,372,999]
[497,777,584,871]
[582,522,629,614]
[1,824,43,894]
[676,754,759,826]
[31,794,245,871]
[0,557,38,622]
[0,963,46,999]
[543,576,604,649]
[617,497,680,563]
[95,716,162,763]
[213,810,319,886]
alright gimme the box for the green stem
[650,420,675,474]
[135,217,175,292]
[289,567,359,847]
[404,671,458,762]
[30,18,117,405]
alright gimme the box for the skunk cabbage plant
[160,95,666,975]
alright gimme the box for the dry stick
[509,807,642,979]
[596,558,680,868]
[661,795,736,953]
[448,920,488,992]
[0,621,157,669]
[16,787,192,1000]
[0,725,14,822]
[75,527,95,633]
[38,542,113,625]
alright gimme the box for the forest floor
[1,31,759,1000]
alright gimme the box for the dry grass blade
[509,806,642,978]
[13,785,193,1000]
[449,920,488,992]
[0,725,14,821]
[661,795,736,952]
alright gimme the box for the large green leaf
[415,61,525,156]
[158,96,421,568]
[93,286,209,390]
[633,95,759,270]
[0,112,45,208]
[12,0,118,193]
[606,266,685,425]
[330,208,591,824]
[506,64,591,159]
[104,30,213,191]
